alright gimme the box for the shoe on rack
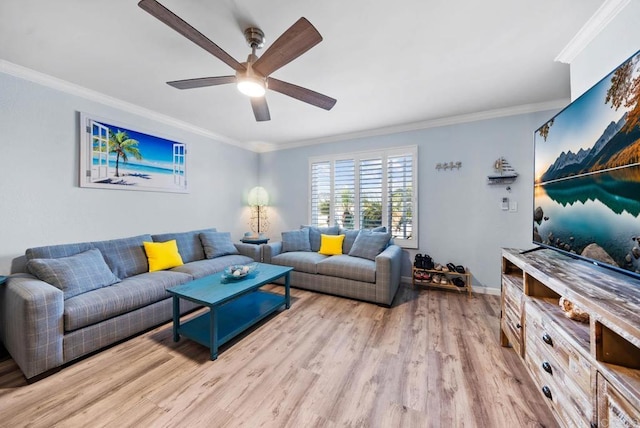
[440,276,449,285]
[431,274,441,284]
[423,254,434,270]
[452,277,465,287]
[414,254,423,269]
[434,263,443,271]
[455,265,465,274]
[446,263,457,273]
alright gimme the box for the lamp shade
[248,186,269,206]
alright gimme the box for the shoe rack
[412,266,472,297]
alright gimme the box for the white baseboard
[401,276,500,296]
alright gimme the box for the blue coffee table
[167,263,292,360]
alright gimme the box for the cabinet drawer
[502,274,523,313]
[597,372,640,428]
[526,302,591,395]
[525,344,593,427]
[501,275,524,355]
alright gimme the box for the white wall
[0,72,258,273]
[259,110,556,290]
[570,1,640,99]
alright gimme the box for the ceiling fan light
[237,77,266,98]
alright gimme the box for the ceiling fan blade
[268,78,336,111]
[167,76,236,89]
[138,0,245,72]
[251,97,271,121]
[252,17,322,77]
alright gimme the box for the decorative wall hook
[435,161,462,171]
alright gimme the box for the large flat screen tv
[533,49,640,279]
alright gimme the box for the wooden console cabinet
[500,248,640,428]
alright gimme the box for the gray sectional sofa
[0,228,260,380]
[263,226,402,306]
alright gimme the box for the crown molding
[260,99,568,153]
[0,60,245,149]
[1,60,566,154]
[555,0,630,64]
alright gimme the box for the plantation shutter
[309,146,418,248]
[334,159,355,229]
[387,154,414,242]
[359,158,383,229]
[311,161,331,227]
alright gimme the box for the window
[309,146,418,248]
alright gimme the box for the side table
[240,237,269,245]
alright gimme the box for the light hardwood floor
[0,284,557,427]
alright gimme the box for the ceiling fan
[138,0,337,122]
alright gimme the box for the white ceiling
[0,0,605,151]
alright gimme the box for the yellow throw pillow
[318,234,345,256]
[143,240,184,272]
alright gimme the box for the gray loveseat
[263,226,402,306]
[0,228,260,380]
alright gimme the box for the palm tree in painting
[109,129,142,177]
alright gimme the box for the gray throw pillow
[348,230,392,261]
[340,227,387,254]
[340,229,360,254]
[91,234,152,279]
[200,231,239,259]
[301,225,340,252]
[27,248,120,299]
[282,228,311,252]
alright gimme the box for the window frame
[308,145,418,249]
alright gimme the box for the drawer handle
[516,323,522,329]
[542,385,552,400]
[542,361,552,375]
[542,333,553,346]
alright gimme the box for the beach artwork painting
[79,113,187,193]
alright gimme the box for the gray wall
[259,110,556,290]
[0,72,258,273]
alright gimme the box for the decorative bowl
[223,263,258,280]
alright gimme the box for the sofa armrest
[0,274,64,379]
[234,242,261,262]
[374,245,403,306]
[262,242,283,264]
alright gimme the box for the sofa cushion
[317,255,376,283]
[301,225,340,252]
[151,228,216,263]
[319,234,345,256]
[199,231,239,259]
[282,229,311,252]
[348,230,392,261]
[27,248,120,299]
[92,234,152,279]
[143,240,184,272]
[171,254,254,279]
[271,251,327,274]
[63,270,192,331]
